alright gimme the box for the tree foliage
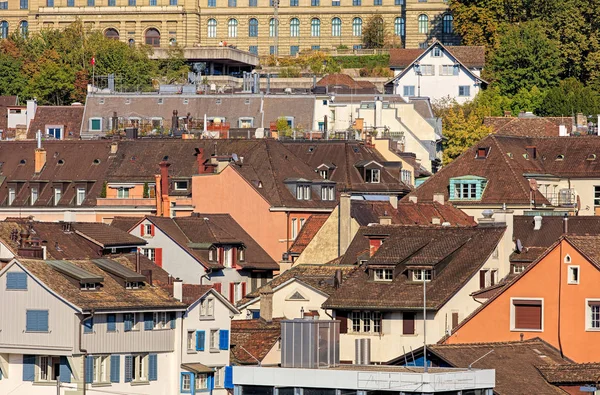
[362,15,387,49]
[440,104,493,165]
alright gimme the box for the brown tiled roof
[146,214,278,270]
[162,283,214,305]
[120,253,172,286]
[389,46,485,69]
[538,363,600,384]
[325,225,505,310]
[27,105,84,139]
[72,222,146,247]
[109,216,144,232]
[18,256,185,311]
[316,74,378,93]
[417,339,567,395]
[282,141,410,194]
[408,97,435,119]
[289,214,329,254]
[0,96,18,131]
[230,319,282,364]
[484,116,573,137]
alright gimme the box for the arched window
[145,28,160,47]
[19,21,28,38]
[128,38,135,46]
[0,21,8,39]
[104,28,119,40]
[311,18,320,37]
[290,18,299,37]
[269,18,278,37]
[331,17,341,37]
[418,14,428,34]
[207,18,217,38]
[228,18,238,38]
[443,14,453,34]
[352,17,362,37]
[249,18,258,37]
[394,17,404,37]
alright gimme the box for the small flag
[91,57,96,66]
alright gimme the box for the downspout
[557,240,564,358]
[337,204,341,257]
[79,311,94,395]
[286,211,290,255]
[200,268,213,285]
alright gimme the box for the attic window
[19,159,26,165]
[174,181,189,190]
[365,169,380,183]
[296,184,311,200]
[432,47,442,57]
[157,98,163,104]
[374,268,393,282]
[588,154,597,161]
[507,152,513,158]
[208,247,216,262]
[308,146,315,153]
[352,146,360,153]
[450,176,487,200]
[556,154,565,161]
[476,147,489,159]
[99,98,105,105]
[81,283,98,291]
[125,281,143,289]
[216,99,222,105]
[183,99,189,105]
[57,159,65,165]
[93,159,101,165]
[245,98,250,105]
[412,269,432,282]
[125,98,131,105]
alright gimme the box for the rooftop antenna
[468,349,494,370]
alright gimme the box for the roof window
[556,154,565,161]
[57,159,65,165]
[476,147,489,159]
[525,146,537,159]
[93,159,101,165]
[19,159,26,165]
[373,268,393,282]
[308,146,315,153]
[588,154,597,161]
[411,269,432,282]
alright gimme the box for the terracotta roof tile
[484,116,573,137]
[0,96,18,131]
[230,319,282,364]
[289,214,329,254]
[538,363,600,384]
[109,216,144,232]
[27,105,84,139]
[389,46,485,69]
[162,283,215,304]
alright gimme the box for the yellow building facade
[0,0,458,55]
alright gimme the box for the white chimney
[409,196,418,204]
[433,193,445,205]
[389,195,398,209]
[26,99,37,130]
[533,215,542,231]
[173,279,183,302]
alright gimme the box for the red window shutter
[229,282,235,303]
[514,300,542,330]
[140,224,145,236]
[337,311,348,334]
[241,282,247,298]
[403,312,415,335]
[232,248,237,269]
[213,283,222,293]
[155,248,163,267]
[151,224,155,236]
[219,248,224,265]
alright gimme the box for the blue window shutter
[144,312,153,331]
[26,310,48,332]
[85,356,94,383]
[60,356,71,383]
[169,312,176,329]
[224,366,233,389]
[107,314,116,332]
[219,329,229,350]
[124,315,133,331]
[208,373,215,390]
[7,272,27,289]
[124,355,133,382]
[148,354,158,381]
[110,355,120,383]
[84,317,93,334]
[22,355,35,381]
[196,330,205,351]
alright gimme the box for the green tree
[442,106,492,165]
[362,15,386,49]
[539,78,600,116]
[276,117,292,137]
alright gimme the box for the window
[587,300,600,331]
[37,356,61,382]
[209,247,216,262]
[296,184,311,200]
[249,45,258,55]
[187,331,195,351]
[124,313,136,331]
[365,168,380,183]
[170,0,177,4]
[207,19,217,37]
[210,329,219,350]
[92,356,109,384]
[8,187,15,205]
[512,299,542,331]
[249,18,258,37]
[107,0,115,5]
[394,17,404,37]
[117,187,130,198]
[373,0,381,4]
[228,0,236,5]
[332,0,339,5]
[249,0,256,5]
[126,281,142,289]
[290,0,298,5]
[270,46,278,55]
[142,248,156,262]
[352,0,360,5]
[0,21,7,39]
[26,310,49,332]
[311,45,320,51]
[196,373,208,390]
[145,28,160,47]
[228,19,238,37]
[153,312,167,329]
[269,18,278,37]
[401,170,412,186]
[331,18,341,37]
[208,0,215,5]
[403,312,415,335]
[442,14,453,34]
[311,18,320,37]
[420,64,434,75]
[311,0,319,5]
[412,270,432,282]
[350,311,382,333]
[182,373,191,391]
[321,185,335,201]
[594,186,600,206]
[403,85,415,96]
[129,0,136,5]
[454,182,476,199]
[459,85,471,97]
[568,266,579,284]
[418,14,428,34]
[144,223,153,235]
[20,0,28,8]
[47,0,54,6]
[174,180,188,190]
[352,18,362,36]
[81,283,97,291]
[290,18,300,37]
[76,188,86,206]
[133,355,148,382]
[90,118,102,131]
[432,47,442,57]
[441,65,459,76]
[29,187,38,205]
[214,366,223,388]
[290,45,299,56]
[394,0,403,4]
[238,247,245,262]
[374,268,393,281]
[512,264,525,274]
[0,2,7,9]
[7,272,27,290]
[200,298,215,318]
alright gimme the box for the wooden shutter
[150,224,156,236]
[124,355,133,382]
[213,283,222,293]
[452,312,459,329]
[22,355,35,381]
[148,354,157,381]
[337,311,348,333]
[196,330,205,351]
[219,329,230,350]
[232,247,237,269]
[140,224,145,236]
[514,300,542,330]
[479,270,487,289]
[110,355,120,383]
[144,312,153,331]
[107,314,116,332]
[85,356,94,383]
[155,248,163,267]
[229,282,235,303]
[241,282,247,298]
[403,312,415,335]
[60,356,71,383]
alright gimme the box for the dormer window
[125,281,143,289]
[208,247,216,262]
[296,184,311,200]
[476,147,490,159]
[319,170,328,179]
[412,269,432,282]
[81,282,98,291]
[174,181,188,190]
[321,185,335,201]
[8,187,15,205]
[366,169,380,183]
[449,176,487,201]
[432,47,442,57]
[237,246,245,262]
[374,268,393,281]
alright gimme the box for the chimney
[409,196,418,204]
[339,193,352,256]
[389,195,398,209]
[259,284,274,322]
[379,216,392,225]
[159,160,171,198]
[563,215,568,234]
[196,148,209,174]
[111,112,118,132]
[142,269,153,286]
[432,217,441,225]
[34,147,46,174]
[110,142,118,154]
[173,278,183,302]
[334,269,343,288]
[26,99,37,129]
[533,215,542,231]
[433,193,444,205]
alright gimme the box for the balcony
[97,195,155,207]
[542,189,576,207]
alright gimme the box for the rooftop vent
[588,154,596,161]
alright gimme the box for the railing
[542,190,576,207]
[97,196,155,206]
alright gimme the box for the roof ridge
[490,135,531,200]
[263,141,285,205]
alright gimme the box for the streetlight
[414,63,422,97]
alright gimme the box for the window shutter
[60,356,71,383]
[22,355,35,381]
[196,330,205,351]
[514,300,542,330]
[110,355,120,383]
[232,248,237,269]
[151,224,155,236]
[107,314,116,332]
[124,315,133,331]
[144,312,153,331]
[7,272,27,289]
[451,312,459,329]
[84,317,93,333]
[27,310,49,332]
[207,374,214,390]
[241,282,247,298]
[124,355,133,383]
[403,312,415,335]
[148,354,158,381]
[229,282,235,303]
[219,329,230,350]
[155,248,163,267]
[85,356,94,383]
[213,283,222,293]
[140,224,145,236]
[337,311,348,333]
[224,366,233,389]
[479,270,486,289]
[169,312,176,329]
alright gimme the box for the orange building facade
[445,236,600,363]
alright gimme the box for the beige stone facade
[0,0,459,55]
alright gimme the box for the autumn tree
[441,105,493,165]
[362,15,386,49]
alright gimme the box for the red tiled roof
[484,116,573,137]
[230,319,282,364]
[538,363,600,384]
[109,216,144,232]
[289,214,329,254]
[27,105,84,139]
[162,284,215,305]
[0,96,18,131]
[389,46,485,69]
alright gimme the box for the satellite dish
[232,153,239,162]
[516,239,523,253]
[529,179,538,191]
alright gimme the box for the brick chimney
[433,193,444,205]
[196,148,210,174]
[173,278,183,302]
[259,284,274,322]
[158,161,171,217]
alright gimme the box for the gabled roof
[484,116,573,137]
[27,105,85,139]
[324,225,505,310]
[230,319,282,364]
[0,95,18,131]
[289,214,329,255]
[109,216,144,233]
[389,44,485,69]
[538,363,600,385]
[71,222,146,247]
[161,284,239,313]
[315,74,379,94]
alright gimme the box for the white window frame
[209,329,219,351]
[142,248,156,262]
[36,355,61,382]
[214,366,223,388]
[412,269,432,282]
[8,187,15,205]
[510,297,544,332]
[512,264,525,274]
[419,64,434,76]
[564,254,571,264]
[453,182,477,199]
[182,373,191,390]
[567,265,580,285]
[117,187,130,198]
[291,218,298,240]
[349,310,382,333]
[366,168,381,183]
[196,373,208,389]
[76,188,86,206]
[153,311,167,329]
[174,180,188,190]
[321,185,335,201]
[223,246,232,268]
[30,187,38,205]
[432,47,442,57]
[374,268,393,281]
[200,298,215,319]
[458,85,471,97]
[187,330,195,351]
[586,299,600,331]
[89,117,103,131]
[133,354,148,382]
[92,355,110,384]
[54,187,61,206]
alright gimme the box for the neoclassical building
[0,0,458,55]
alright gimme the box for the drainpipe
[286,211,290,255]
[79,311,94,395]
